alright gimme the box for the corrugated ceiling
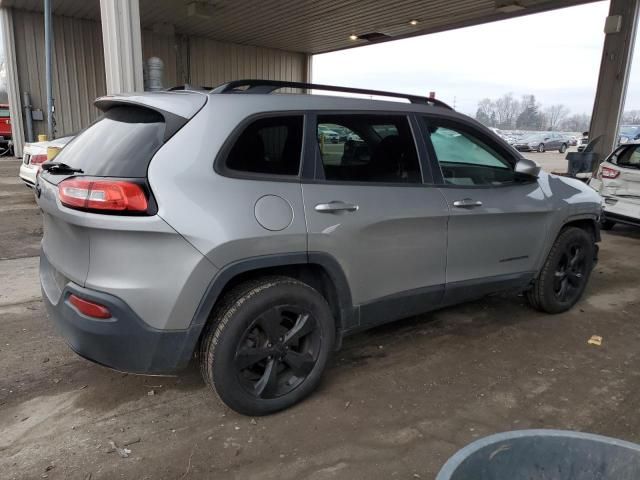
[2,0,599,54]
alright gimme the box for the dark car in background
[513,132,569,153]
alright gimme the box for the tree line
[474,93,589,132]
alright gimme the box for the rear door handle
[453,198,483,208]
[315,201,359,213]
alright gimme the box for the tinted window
[425,120,515,186]
[53,106,165,177]
[317,115,421,183]
[0,108,10,117]
[225,116,303,176]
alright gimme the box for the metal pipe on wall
[44,0,54,139]
[22,92,34,143]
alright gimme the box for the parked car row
[578,125,640,152]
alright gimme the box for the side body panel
[438,182,554,284]
[302,183,449,316]
[148,96,308,269]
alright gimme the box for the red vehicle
[0,104,12,154]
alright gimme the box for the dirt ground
[1,154,640,480]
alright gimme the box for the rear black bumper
[40,253,201,374]
[604,211,640,228]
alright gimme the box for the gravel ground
[1,155,639,480]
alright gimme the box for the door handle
[453,198,483,208]
[315,201,359,213]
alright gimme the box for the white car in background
[19,136,73,187]
[589,142,640,230]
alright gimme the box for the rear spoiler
[94,91,207,141]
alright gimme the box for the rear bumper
[19,163,37,187]
[40,252,201,374]
[603,211,640,227]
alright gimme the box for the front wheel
[537,143,545,153]
[528,227,595,313]
[559,143,567,153]
[199,276,335,416]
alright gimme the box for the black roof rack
[209,79,453,110]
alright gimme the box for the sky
[313,1,640,117]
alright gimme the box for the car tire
[559,143,567,153]
[600,219,615,230]
[199,276,335,416]
[537,143,545,153]
[527,227,595,314]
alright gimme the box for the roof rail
[210,79,453,110]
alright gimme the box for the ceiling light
[409,20,419,26]
[495,1,525,13]
[349,34,358,41]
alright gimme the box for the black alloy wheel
[553,242,587,303]
[234,305,320,399]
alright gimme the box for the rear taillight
[601,166,620,179]
[58,178,148,213]
[68,294,112,319]
[30,154,48,165]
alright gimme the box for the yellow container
[47,146,61,160]
[37,134,48,142]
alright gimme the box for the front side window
[424,120,516,186]
[225,116,303,176]
[316,115,421,184]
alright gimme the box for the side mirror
[515,158,541,178]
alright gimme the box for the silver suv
[36,80,602,415]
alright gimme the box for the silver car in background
[35,80,602,416]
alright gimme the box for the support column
[99,0,144,94]
[304,53,313,83]
[0,8,25,157]
[590,0,640,170]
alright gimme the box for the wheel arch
[533,214,600,276]
[188,252,355,356]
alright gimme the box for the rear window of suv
[52,106,165,178]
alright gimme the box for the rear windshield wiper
[41,162,84,174]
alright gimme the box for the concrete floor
[1,155,640,480]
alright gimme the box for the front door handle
[315,201,359,213]
[453,198,483,208]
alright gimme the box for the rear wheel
[528,227,595,313]
[537,143,545,153]
[199,276,334,416]
[559,143,567,153]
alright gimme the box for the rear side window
[316,114,421,184]
[53,106,165,178]
[224,116,303,176]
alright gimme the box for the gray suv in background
[36,80,601,415]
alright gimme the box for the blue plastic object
[436,429,640,480]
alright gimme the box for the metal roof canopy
[1,0,599,54]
